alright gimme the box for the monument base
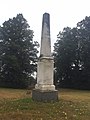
[32,89,58,102]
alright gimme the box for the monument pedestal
[32,89,58,102]
[32,57,58,102]
[35,57,55,90]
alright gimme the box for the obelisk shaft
[40,13,51,57]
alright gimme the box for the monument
[32,13,58,102]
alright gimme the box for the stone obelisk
[32,13,58,102]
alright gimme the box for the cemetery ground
[0,88,90,120]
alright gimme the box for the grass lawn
[0,88,90,120]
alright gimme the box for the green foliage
[54,16,90,90]
[0,14,39,88]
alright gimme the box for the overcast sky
[0,0,90,50]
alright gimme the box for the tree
[54,16,90,90]
[54,27,80,88]
[76,16,90,89]
[0,14,39,88]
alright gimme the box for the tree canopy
[0,14,39,88]
[54,16,90,90]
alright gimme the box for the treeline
[0,14,39,88]
[0,14,90,90]
[54,16,90,90]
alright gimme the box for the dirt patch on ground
[0,88,31,100]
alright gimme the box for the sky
[0,0,90,50]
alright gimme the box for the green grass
[0,88,90,120]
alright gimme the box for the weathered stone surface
[35,57,55,91]
[32,89,58,102]
[40,13,51,57]
[32,13,58,102]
